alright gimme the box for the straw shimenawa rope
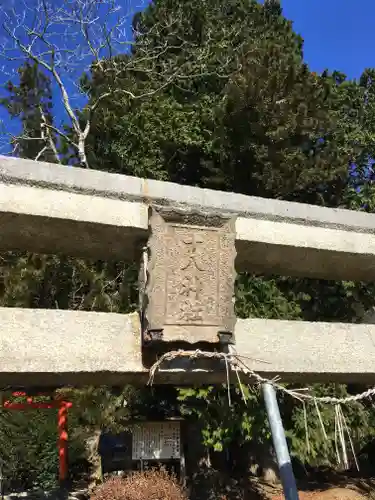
[148,349,375,405]
[149,349,375,469]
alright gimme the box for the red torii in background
[2,391,72,484]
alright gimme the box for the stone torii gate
[1,155,375,386]
[3,155,375,499]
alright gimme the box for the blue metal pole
[262,383,299,500]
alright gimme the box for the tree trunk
[85,430,103,491]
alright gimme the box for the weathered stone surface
[234,318,375,383]
[3,156,375,280]
[144,207,236,343]
[0,308,225,386]
[3,155,375,233]
[0,308,143,386]
[1,308,375,385]
[235,217,375,281]
[0,181,148,260]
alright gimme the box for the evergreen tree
[0,61,139,490]
[72,0,375,473]
[2,0,375,484]
[83,0,349,205]
[0,61,57,162]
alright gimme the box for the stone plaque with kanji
[143,207,236,344]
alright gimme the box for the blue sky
[282,0,375,79]
[0,0,374,149]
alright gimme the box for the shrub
[90,469,187,500]
[0,409,59,491]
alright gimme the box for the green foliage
[0,61,56,162]
[178,268,375,467]
[178,385,267,454]
[83,0,349,204]
[2,0,375,481]
[0,389,136,492]
[0,252,138,312]
[0,408,59,491]
[235,274,301,320]
[59,387,133,436]
[284,384,375,466]
[0,62,139,490]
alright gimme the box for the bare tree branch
[0,0,243,166]
[39,106,60,163]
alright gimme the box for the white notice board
[131,421,181,460]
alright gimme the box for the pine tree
[2,0,375,483]
[83,0,349,204]
[0,61,139,489]
[85,0,375,473]
[0,61,57,162]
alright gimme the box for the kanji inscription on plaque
[132,421,180,460]
[144,207,236,343]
